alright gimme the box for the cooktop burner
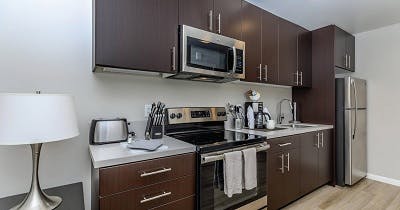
[168,130,265,153]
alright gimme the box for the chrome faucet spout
[278,99,301,124]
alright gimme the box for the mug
[266,120,276,130]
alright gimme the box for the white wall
[0,0,291,209]
[354,23,400,182]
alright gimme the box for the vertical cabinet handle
[285,153,290,172]
[299,71,303,86]
[217,13,221,34]
[209,10,213,31]
[264,65,268,82]
[258,64,262,82]
[294,71,299,85]
[171,46,176,71]
[321,132,324,148]
[316,133,320,148]
[345,54,348,68]
[349,55,351,69]
[279,154,284,174]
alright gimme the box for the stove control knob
[221,112,226,116]
[217,112,222,116]
[170,113,176,119]
[176,113,183,119]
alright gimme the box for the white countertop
[89,122,332,169]
[89,136,196,168]
[226,123,333,139]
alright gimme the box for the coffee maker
[244,102,263,128]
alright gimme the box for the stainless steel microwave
[167,25,245,83]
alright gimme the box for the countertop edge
[227,124,334,139]
[91,147,196,169]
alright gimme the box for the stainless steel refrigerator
[336,76,367,186]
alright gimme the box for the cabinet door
[213,0,242,40]
[241,2,262,83]
[179,0,213,31]
[95,0,178,73]
[334,26,348,70]
[267,152,286,210]
[318,129,333,186]
[346,35,355,72]
[300,132,319,194]
[284,148,301,205]
[261,11,279,84]
[278,19,299,86]
[298,27,312,87]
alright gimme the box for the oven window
[199,152,267,210]
[186,37,232,72]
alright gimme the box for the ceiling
[247,0,400,34]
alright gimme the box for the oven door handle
[201,143,270,164]
[231,46,237,74]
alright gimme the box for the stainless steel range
[164,107,269,210]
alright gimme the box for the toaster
[89,118,128,145]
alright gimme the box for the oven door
[198,149,267,210]
[181,25,245,79]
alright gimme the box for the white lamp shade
[0,93,80,145]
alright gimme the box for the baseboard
[367,173,400,187]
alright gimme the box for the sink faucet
[278,99,301,124]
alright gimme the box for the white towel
[242,148,257,190]
[224,151,243,197]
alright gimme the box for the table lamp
[0,93,79,210]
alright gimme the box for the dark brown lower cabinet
[99,175,195,210]
[300,132,319,194]
[93,153,196,210]
[300,130,333,195]
[268,130,332,210]
[318,129,333,186]
[268,137,301,210]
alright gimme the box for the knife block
[150,125,163,139]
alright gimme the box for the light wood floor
[281,179,400,210]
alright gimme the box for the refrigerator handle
[352,79,358,140]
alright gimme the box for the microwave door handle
[231,47,237,73]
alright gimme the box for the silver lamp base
[10,144,62,210]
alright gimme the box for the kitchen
[0,0,400,210]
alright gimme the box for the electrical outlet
[144,104,152,117]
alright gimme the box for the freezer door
[345,109,367,185]
[345,77,367,109]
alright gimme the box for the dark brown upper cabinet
[242,2,278,84]
[334,26,355,72]
[298,27,312,87]
[241,2,262,83]
[278,18,299,86]
[213,0,242,40]
[278,20,312,87]
[95,0,178,73]
[178,0,213,32]
[179,0,242,40]
[261,10,279,84]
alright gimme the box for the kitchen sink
[254,127,288,132]
[280,124,318,129]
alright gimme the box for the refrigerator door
[345,109,367,185]
[345,77,367,109]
